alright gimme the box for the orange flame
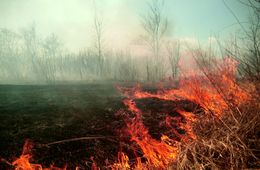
[126,118,178,168]
[116,57,250,169]
[11,57,251,169]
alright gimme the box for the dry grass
[176,92,260,170]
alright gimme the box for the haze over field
[0,0,251,51]
[0,0,258,84]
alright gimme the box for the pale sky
[0,0,252,52]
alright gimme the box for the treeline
[0,0,182,84]
[0,0,259,84]
[0,26,153,84]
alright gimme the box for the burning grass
[177,101,260,169]
[111,57,259,169]
[1,57,260,169]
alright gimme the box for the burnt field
[0,83,126,169]
[0,83,197,169]
[0,80,259,170]
[1,0,259,169]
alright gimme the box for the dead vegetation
[176,89,260,170]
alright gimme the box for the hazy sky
[0,0,252,52]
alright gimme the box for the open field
[0,83,126,169]
[0,82,204,169]
[0,79,259,170]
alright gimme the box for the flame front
[116,57,250,169]
[11,57,251,169]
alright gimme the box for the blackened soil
[0,83,200,169]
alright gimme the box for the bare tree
[41,33,61,84]
[166,40,180,79]
[22,25,41,81]
[93,0,104,77]
[113,51,139,81]
[222,0,260,80]
[141,0,168,81]
[145,56,151,81]
[0,28,22,82]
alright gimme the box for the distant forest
[0,0,259,84]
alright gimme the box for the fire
[12,140,68,170]
[115,56,250,169]
[12,154,42,170]
[110,152,130,169]
[126,118,178,168]
[10,57,250,169]
[12,140,41,170]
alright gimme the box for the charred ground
[0,83,202,169]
